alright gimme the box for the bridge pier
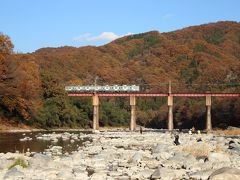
[168,95,174,131]
[206,95,212,131]
[92,94,99,130]
[130,96,136,131]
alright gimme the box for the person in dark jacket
[174,134,180,145]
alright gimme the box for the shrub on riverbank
[8,157,28,169]
[182,143,210,157]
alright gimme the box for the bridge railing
[138,83,240,94]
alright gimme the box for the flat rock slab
[189,169,215,180]
[90,172,108,180]
[4,167,25,179]
[151,167,186,180]
[208,152,231,163]
[209,167,240,180]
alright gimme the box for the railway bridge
[67,89,240,131]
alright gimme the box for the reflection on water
[0,131,90,154]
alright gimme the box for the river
[0,131,90,154]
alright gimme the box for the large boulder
[56,171,75,179]
[168,151,196,169]
[0,158,15,170]
[228,140,240,154]
[146,160,160,169]
[151,168,161,179]
[90,156,107,172]
[208,167,240,180]
[208,153,230,163]
[90,172,107,180]
[135,169,154,179]
[153,151,173,161]
[189,161,213,171]
[28,153,52,168]
[151,167,186,180]
[108,161,119,171]
[131,151,143,163]
[73,167,88,178]
[85,145,103,156]
[189,169,215,180]
[151,144,169,154]
[3,166,25,179]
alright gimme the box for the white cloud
[73,32,119,42]
[73,32,133,43]
[90,32,119,41]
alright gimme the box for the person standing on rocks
[174,134,180,145]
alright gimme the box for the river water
[0,131,90,154]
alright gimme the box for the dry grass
[182,143,210,157]
[213,129,240,136]
[182,143,227,157]
[214,144,224,153]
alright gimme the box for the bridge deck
[68,93,240,97]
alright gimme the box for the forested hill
[1,21,240,129]
[33,21,240,91]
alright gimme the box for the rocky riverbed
[0,130,240,179]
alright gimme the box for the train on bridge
[65,85,140,92]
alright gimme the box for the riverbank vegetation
[8,157,28,169]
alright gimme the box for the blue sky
[1,0,240,53]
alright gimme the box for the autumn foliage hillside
[1,21,240,129]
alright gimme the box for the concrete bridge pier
[206,95,212,131]
[168,95,174,131]
[130,96,136,131]
[92,94,99,130]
